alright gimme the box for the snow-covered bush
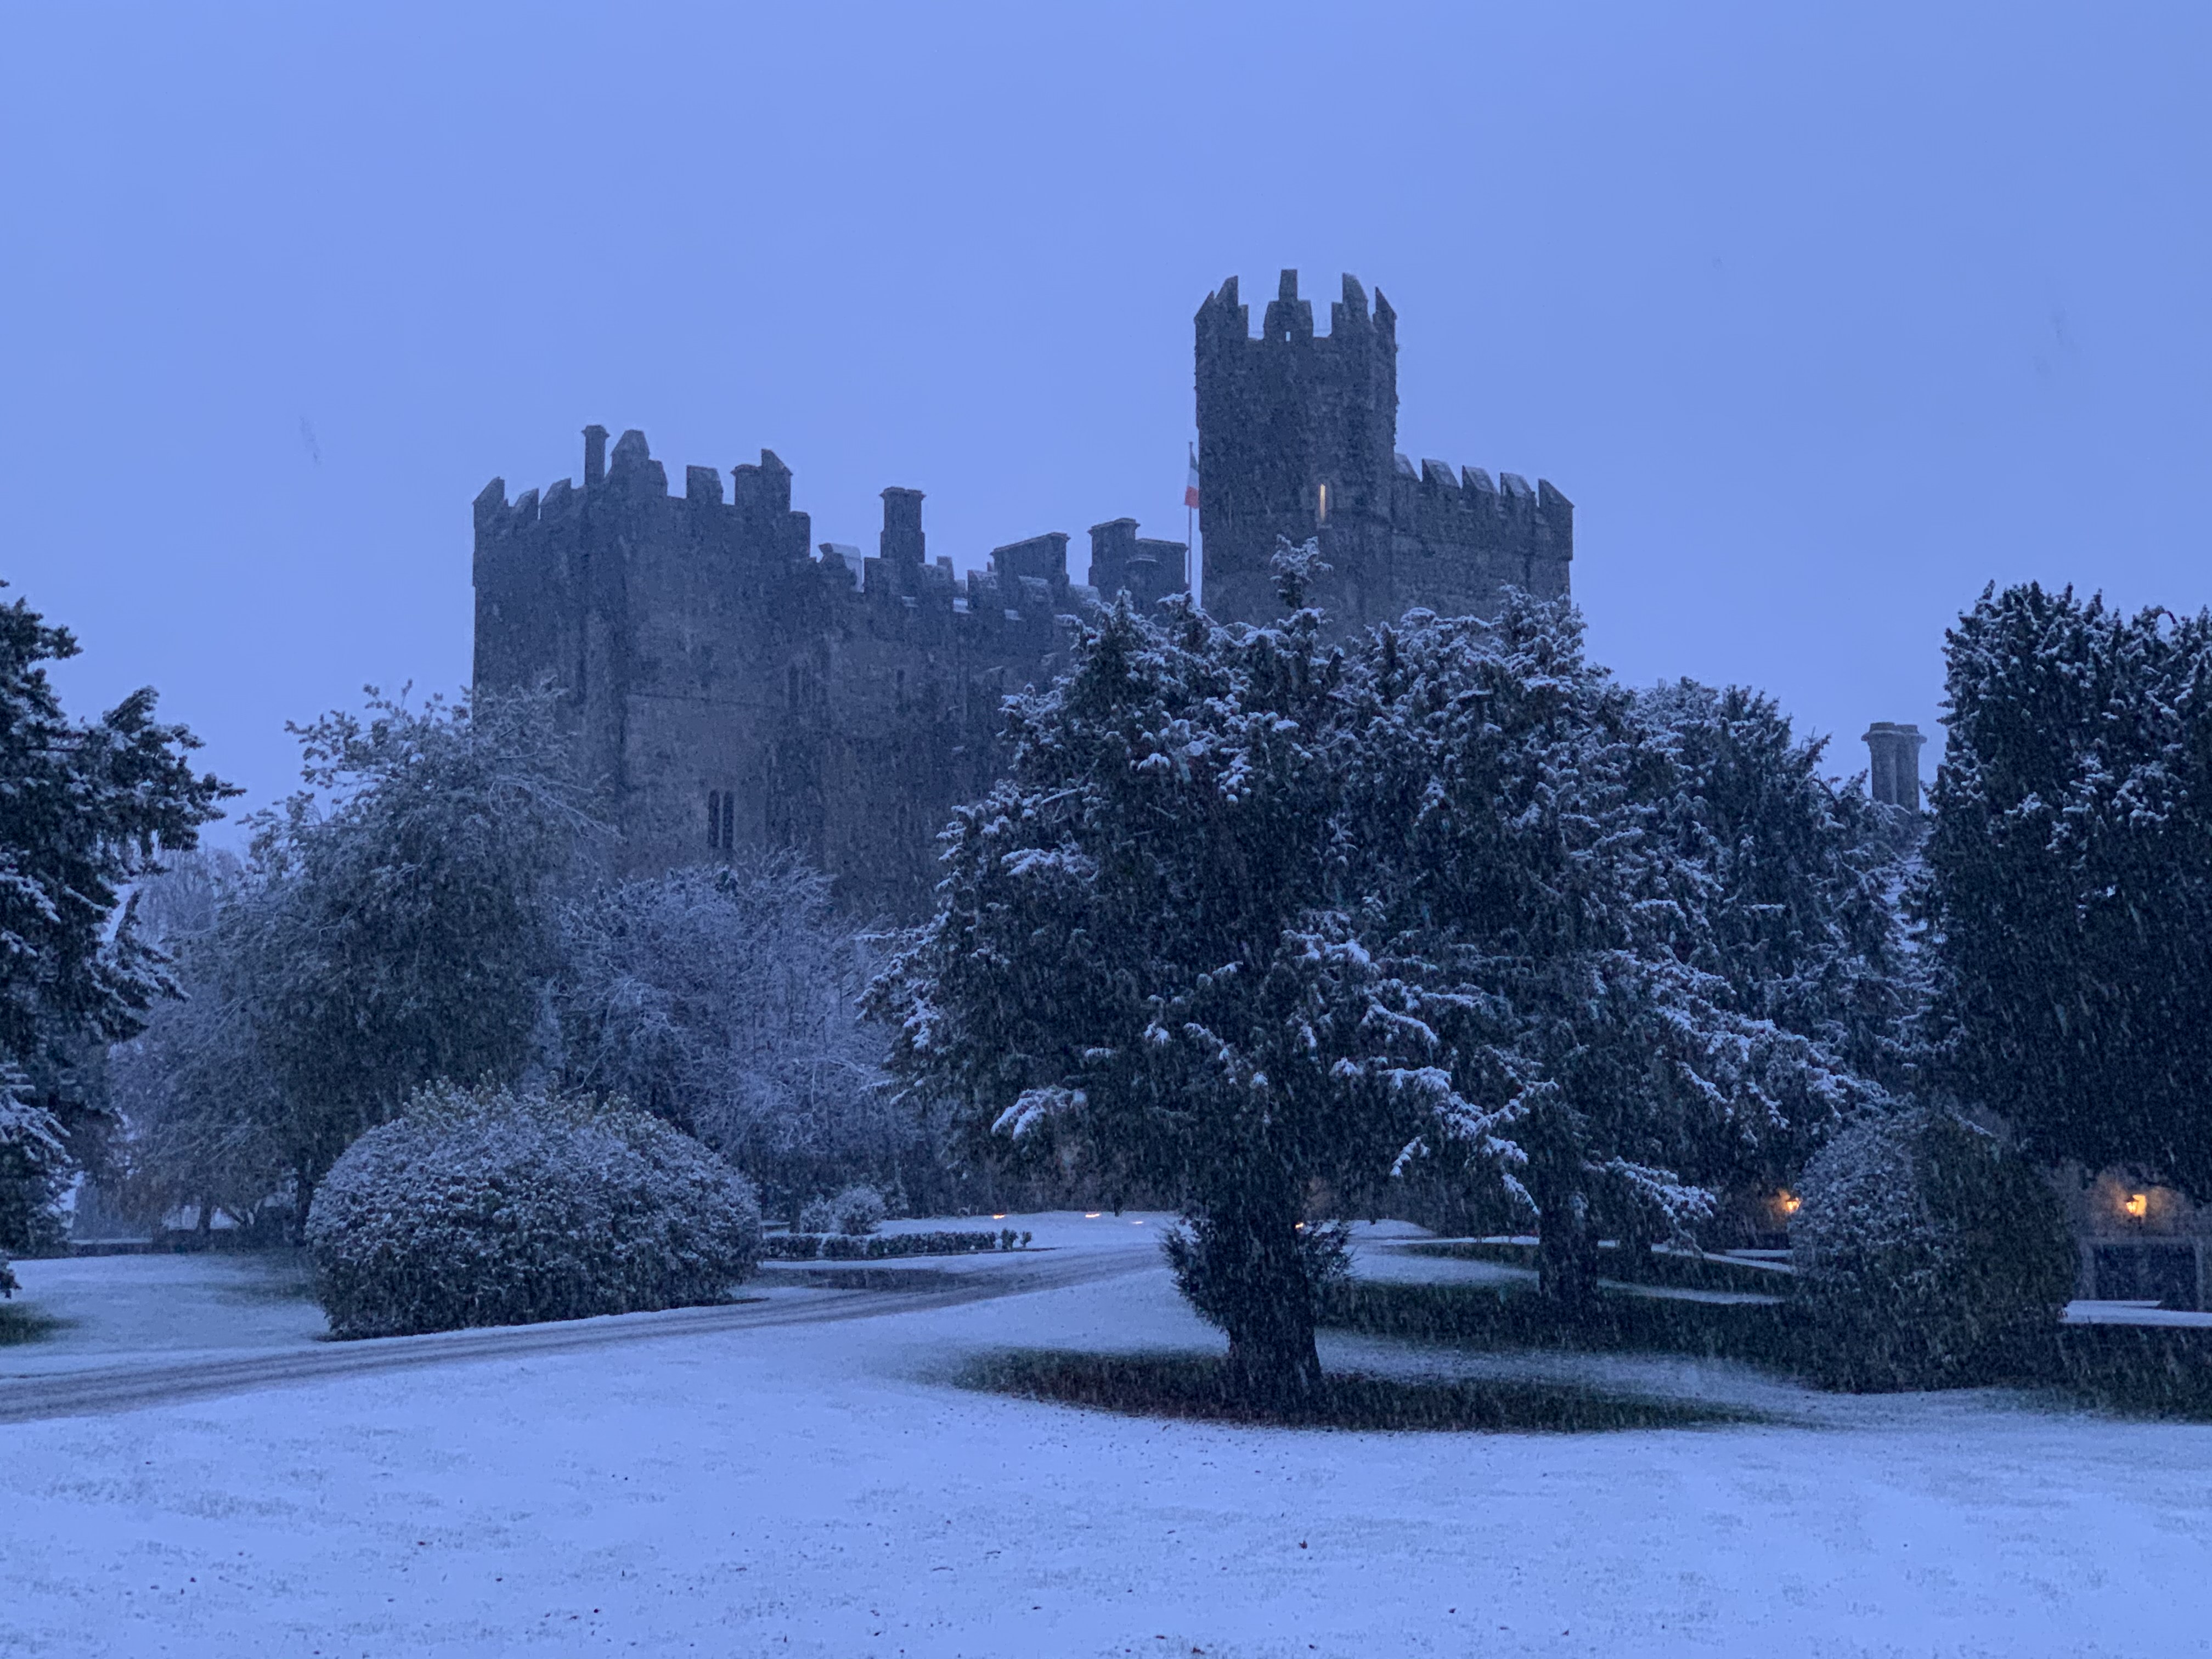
[1792,1105,2074,1390]
[305,1081,760,1338]
[794,1184,886,1237]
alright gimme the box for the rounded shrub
[797,1183,886,1237]
[1792,1105,2075,1390]
[306,1081,760,1339]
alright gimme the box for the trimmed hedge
[764,1227,1030,1261]
[2060,1323,2212,1417]
[1402,1238,1792,1296]
[306,1082,760,1338]
[1319,1277,1801,1367]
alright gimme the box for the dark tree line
[20,559,2210,1397]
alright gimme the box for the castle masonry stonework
[472,273,1572,916]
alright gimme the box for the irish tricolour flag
[1184,443,1200,509]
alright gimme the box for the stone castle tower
[1195,271,1572,630]
[472,273,1571,915]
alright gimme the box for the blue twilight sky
[4,3,2208,837]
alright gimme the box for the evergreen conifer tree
[1920,583,2212,1195]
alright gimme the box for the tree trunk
[1175,1195,1328,1406]
[291,1167,318,1244]
[1222,1249,1326,1407]
[1532,1166,1601,1314]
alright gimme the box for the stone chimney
[1863,722,1927,811]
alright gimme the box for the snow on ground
[2,1251,328,1373]
[5,1220,2212,1657]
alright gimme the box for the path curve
[0,1250,1155,1426]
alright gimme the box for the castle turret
[1195,270,1397,627]
[881,487,925,565]
[1194,270,1568,632]
[1864,722,1927,811]
[1088,518,1189,610]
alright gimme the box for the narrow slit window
[720,790,735,850]
[1317,482,1329,525]
[707,789,721,849]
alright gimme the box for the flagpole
[1186,439,1200,612]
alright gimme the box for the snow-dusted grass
[5,1217,2212,1656]
[1,1251,325,1373]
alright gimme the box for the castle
[471,272,1575,917]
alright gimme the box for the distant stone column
[1863,722,1927,811]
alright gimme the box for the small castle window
[708,788,736,850]
[1317,482,1329,526]
[707,789,721,849]
[722,790,735,849]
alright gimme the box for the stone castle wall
[473,428,1180,918]
[472,273,1571,916]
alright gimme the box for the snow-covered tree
[209,685,601,1217]
[1347,601,1884,1305]
[870,571,1513,1400]
[874,558,1905,1374]
[103,851,291,1231]
[0,583,230,1259]
[1920,583,2212,1197]
[0,585,230,1072]
[555,855,912,1218]
[1637,678,1921,1178]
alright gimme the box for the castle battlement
[1195,269,1396,347]
[473,430,1110,651]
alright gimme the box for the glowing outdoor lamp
[1777,1190,1802,1217]
[2124,1192,2149,1220]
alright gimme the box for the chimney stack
[1863,722,1927,811]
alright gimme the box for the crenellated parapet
[471,428,1112,681]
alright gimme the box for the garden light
[2124,1192,2149,1219]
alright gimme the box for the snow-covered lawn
[5,1219,2212,1657]
[1,1251,326,1373]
